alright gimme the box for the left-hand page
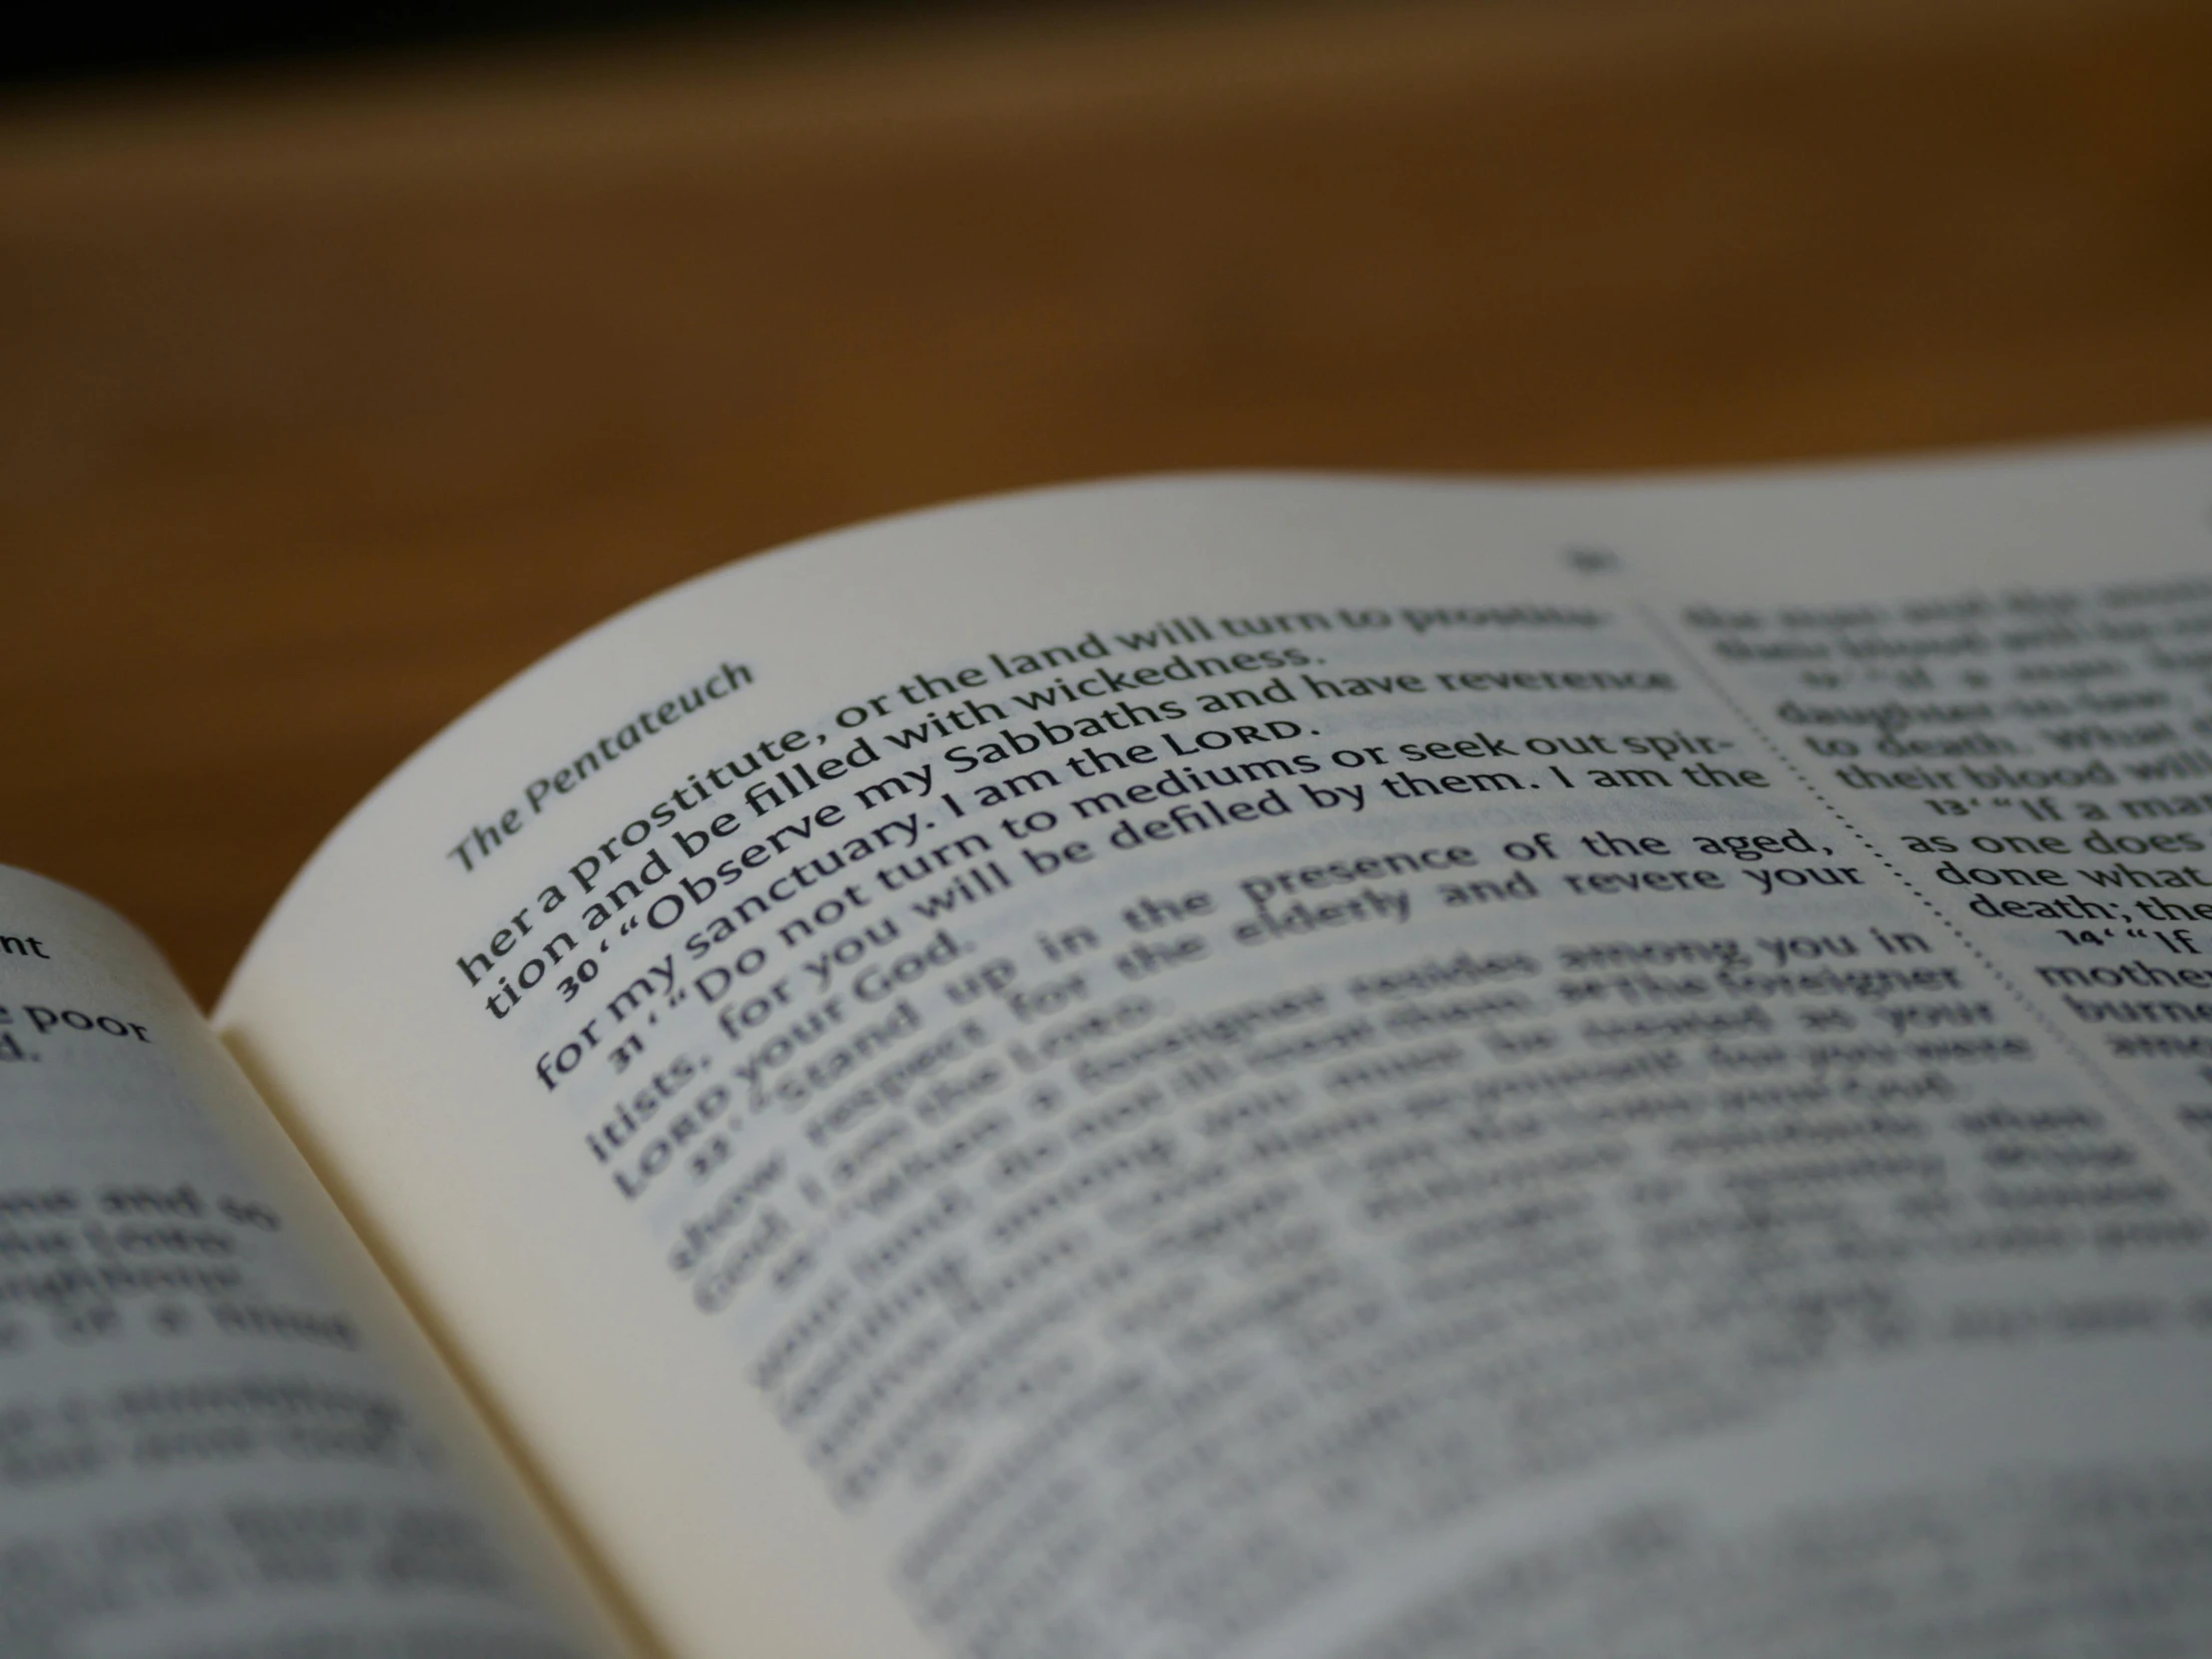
[0,866,621,1659]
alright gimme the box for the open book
[8,434,2212,1659]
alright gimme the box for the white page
[221,435,2212,1659]
[0,867,623,1659]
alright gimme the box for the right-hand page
[219,435,2212,1659]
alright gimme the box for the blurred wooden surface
[3,0,2210,1004]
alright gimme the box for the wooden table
[4,0,2209,1005]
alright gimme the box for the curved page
[222,444,2212,1659]
[0,867,617,1659]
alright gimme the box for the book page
[220,436,2212,1659]
[0,868,622,1659]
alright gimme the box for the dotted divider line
[1633,602,2212,1206]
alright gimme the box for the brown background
[4,0,2210,1005]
